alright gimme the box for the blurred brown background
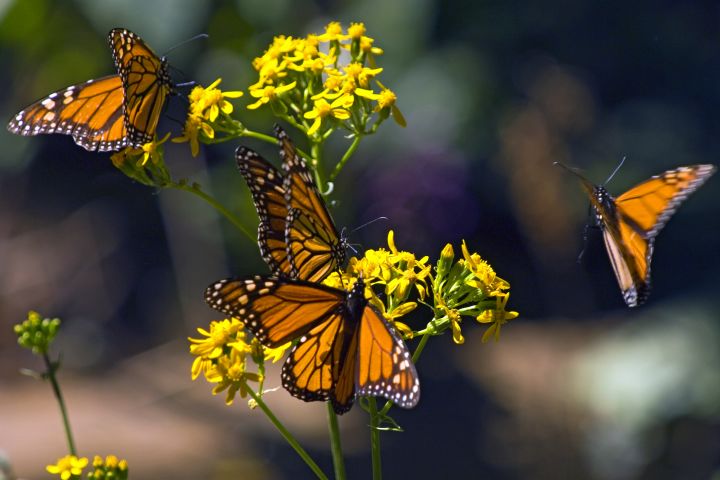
[1,0,719,479]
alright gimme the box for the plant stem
[167,181,254,242]
[326,402,347,480]
[329,134,362,182]
[244,384,329,480]
[311,141,327,194]
[43,353,76,455]
[368,398,382,480]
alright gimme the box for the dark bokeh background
[1,1,719,479]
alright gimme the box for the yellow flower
[304,94,354,135]
[189,318,245,359]
[376,300,417,339]
[47,455,89,479]
[208,349,262,405]
[347,22,366,40]
[172,114,214,157]
[247,81,297,110]
[344,62,383,87]
[138,132,170,166]
[250,57,289,89]
[189,78,243,121]
[317,21,348,42]
[263,342,292,363]
[477,294,518,343]
[461,240,498,291]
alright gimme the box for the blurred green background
[1,0,719,479]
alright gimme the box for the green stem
[167,181,254,242]
[326,402,347,480]
[329,134,362,182]
[240,129,278,145]
[244,383,329,480]
[368,398,382,480]
[43,353,76,455]
[311,141,327,194]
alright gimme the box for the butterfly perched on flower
[7,28,172,152]
[557,162,716,307]
[205,275,420,414]
[236,125,346,282]
[218,127,419,413]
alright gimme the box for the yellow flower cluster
[174,78,244,156]
[248,21,405,136]
[323,230,430,337]
[432,241,517,344]
[189,318,290,405]
[87,455,129,480]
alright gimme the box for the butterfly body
[8,28,171,152]
[560,163,716,307]
[205,276,420,414]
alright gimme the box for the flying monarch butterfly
[236,125,346,282]
[7,28,172,152]
[205,275,420,414]
[556,162,716,307]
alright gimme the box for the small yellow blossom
[247,81,297,110]
[190,78,243,121]
[207,349,262,405]
[461,240,498,291]
[304,95,354,135]
[263,342,292,363]
[138,132,170,166]
[317,21,348,42]
[477,294,519,343]
[189,318,245,359]
[172,114,214,157]
[47,455,88,479]
[344,62,383,87]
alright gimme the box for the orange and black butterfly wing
[276,125,346,282]
[236,146,291,275]
[109,28,172,147]
[282,309,353,409]
[7,75,128,152]
[599,164,716,306]
[205,275,352,409]
[205,276,344,347]
[356,305,420,408]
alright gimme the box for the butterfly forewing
[236,146,292,274]
[109,28,171,147]
[276,126,345,279]
[614,165,716,238]
[7,75,129,152]
[204,276,344,346]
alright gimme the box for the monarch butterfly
[205,275,420,414]
[7,28,172,152]
[236,125,346,282]
[557,162,716,307]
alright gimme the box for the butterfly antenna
[604,156,626,186]
[163,33,209,57]
[350,216,389,234]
